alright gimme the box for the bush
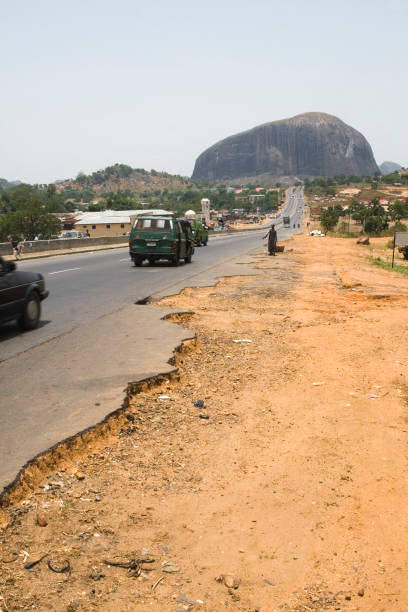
[320,206,340,232]
[392,221,407,232]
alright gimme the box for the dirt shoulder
[1,235,408,611]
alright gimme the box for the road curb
[3,242,129,262]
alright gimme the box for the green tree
[352,199,389,234]
[364,214,388,234]
[320,206,340,232]
[75,172,87,185]
[0,208,61,240]
[389,200,408,221]
[1,183,43,213]
[46,184,57,198]
[0,184,62,240]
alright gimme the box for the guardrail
[0,235,128,256]
[0,224,272,258]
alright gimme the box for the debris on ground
[2,234,408,610]
[47,559,71,573]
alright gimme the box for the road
[273,185,306,234]
[0,231,270,361]
[0,187,306,496]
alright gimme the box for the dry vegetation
[2,235,408,611]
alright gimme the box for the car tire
[203,239,208,246]
[148,257,155,265]
[172,253,180,266]
[18,292,41,331]
[184,248,192,264]
[134,258,142,267]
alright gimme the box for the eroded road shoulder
[2,237,408,611]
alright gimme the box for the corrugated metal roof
[75,216,130,225]
[75,209,172,224]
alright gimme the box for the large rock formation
[379,161,402,175]
[192,112,379,182]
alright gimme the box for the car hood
[9,270,43,284]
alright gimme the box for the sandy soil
[385,187,408,197]
[2,235,408,611]
[338,189,361,196]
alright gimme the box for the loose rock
[228,588,240,601]
[357,236,370,245]
[36,512,48,527]
[162,562,180,573]
[217,574,240,589]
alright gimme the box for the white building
[73,209,172,237]
[201,198,210,225]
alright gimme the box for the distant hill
[0,178,21,191]
[56,164,191,195]
[192,112,379,182]
[379,161,403,175]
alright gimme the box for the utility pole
[392,233,396,268]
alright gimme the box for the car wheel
[184,248,192,264]
[203,239,208,246]
[148,257,155,265]
[134,258,142,267]
[172,253,180,266]
[18,293,41,331]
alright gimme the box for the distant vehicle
[283,216,290,226]
[129,216,195,266]
[309,230,325,237]
[184,218,208,246]
[0,256,49,330]
[59,231,89,239]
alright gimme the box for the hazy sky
[1,0,407,183]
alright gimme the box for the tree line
[0,184,62,241]
[0,182,279,243]
[320,198,408,234]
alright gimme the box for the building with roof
[73,209,172,237]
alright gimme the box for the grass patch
[370,257,408,275]
[370,243,390,251]
[330,231,360,239]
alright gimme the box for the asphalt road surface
[0,187,305,495]
[1,230,272,361]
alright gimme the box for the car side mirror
[7,261,16,272]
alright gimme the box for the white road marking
[48,267,81,275]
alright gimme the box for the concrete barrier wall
[0,226,268,257]
[0,235,128,256]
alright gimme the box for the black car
[0,256,49,330]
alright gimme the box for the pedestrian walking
[9,235,24,260]
[263,224,277,256]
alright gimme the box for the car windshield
[134,218,172,232]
